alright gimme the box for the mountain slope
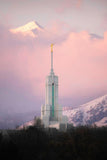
[63,95,107,126]
[15,95,107,129]
[0,111,40,129]
[10,21,44,37]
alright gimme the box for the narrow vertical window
[52,83,54,117]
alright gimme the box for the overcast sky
[0,0,107,115]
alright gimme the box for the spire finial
[50,44,54,74]
[51,44,54,52]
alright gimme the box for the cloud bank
[0,22,107,113]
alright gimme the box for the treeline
[0,125,107,160]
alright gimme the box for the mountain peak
[10,21,44,37]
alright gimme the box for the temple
[41,44,68,130]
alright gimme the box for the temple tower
[41,45,68,129]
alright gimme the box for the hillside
[63,95,107,126]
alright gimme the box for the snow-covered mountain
[63,95,107,127]
[18,120,34,130]
[18,95,107,129]
[7,21,107,129]
[10,21,44,37]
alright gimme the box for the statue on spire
[51,44,54,52]
[51,44,54,73]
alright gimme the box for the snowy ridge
[10,21,44,37]
[95,117,107,127]
[18,95,107,129]
[63,95,107,127]
[18,120,34,130]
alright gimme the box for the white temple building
[41,44,68,129]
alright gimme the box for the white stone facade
[41,47,68,129]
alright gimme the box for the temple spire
[51,44,54,73]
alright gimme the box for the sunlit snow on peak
[10,21,43,37]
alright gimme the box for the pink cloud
[0,24,107,112]
[46,20,71,36]
[54,31,107,98]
